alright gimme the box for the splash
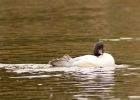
[0,64,128,74]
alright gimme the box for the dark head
[93,42,104,57]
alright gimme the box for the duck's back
[70,55,98,67]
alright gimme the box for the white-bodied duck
[48,42,115,67]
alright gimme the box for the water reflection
[72,71,115,100]
[0,63,117,100]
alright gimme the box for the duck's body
[49,42,115,68]
[49,53,115,67]
[71,53,115,67]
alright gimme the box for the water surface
[0,0,140,100]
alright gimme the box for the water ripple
[100,37,140,42]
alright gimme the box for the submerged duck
[48,42,115,67]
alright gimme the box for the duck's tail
[48,54,72,67]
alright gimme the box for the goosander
[48,42,115,67]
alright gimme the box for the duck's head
[93,42,104,57]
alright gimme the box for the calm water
[0,0,140,100]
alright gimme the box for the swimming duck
[48,42,115,67]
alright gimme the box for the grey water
[0,0,140,100]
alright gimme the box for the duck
[48,42,115,68]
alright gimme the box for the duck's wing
[48,54,72,67]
